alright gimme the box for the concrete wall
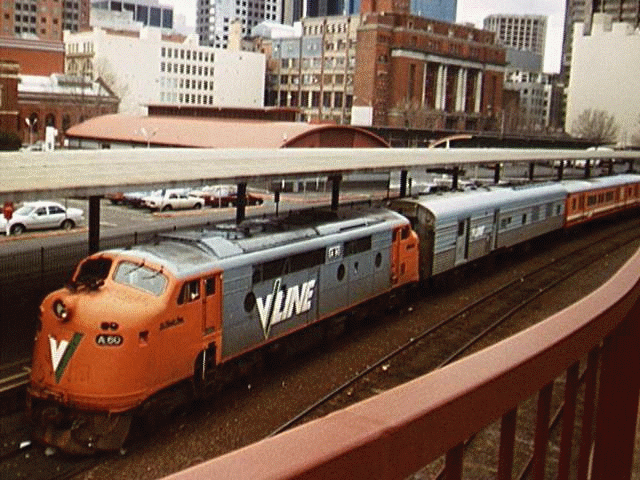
[566,14,640,144]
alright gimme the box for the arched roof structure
[64,114,390,148]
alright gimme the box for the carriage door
[455,218,470,266]
[203,273,222,338]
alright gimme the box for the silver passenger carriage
[391,184,567,279]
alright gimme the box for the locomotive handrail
[162,246,640,480]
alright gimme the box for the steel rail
[268,219,640,437]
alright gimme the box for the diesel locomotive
[27,174,640,454]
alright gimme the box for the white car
[142,189,205,211]
[0,201,84,235]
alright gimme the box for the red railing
[163,247,640,480]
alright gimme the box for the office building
[91,0,174,29]
[565,14,640,145]
[65,26,266,115]
[197,0,282,49]
[0,0,89,40]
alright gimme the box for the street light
[25,117,37,146]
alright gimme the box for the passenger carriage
[563,174,640,228]
[391,184,567,279]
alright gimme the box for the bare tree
[571,108,619,144]
[630,114,640,147]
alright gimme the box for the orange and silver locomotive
[28,207,419,453]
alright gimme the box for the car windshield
[113,261,168,296]
[14,206,35,216]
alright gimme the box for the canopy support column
[88,196,101,254]
[330,175,341,211]
[235,182,247,224]
[400,170,408,198]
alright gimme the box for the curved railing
[163,247,640,480]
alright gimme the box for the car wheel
[10,224,25,235]
[194,203,203,209]
[61,219,75,230]
[162,205,172,212]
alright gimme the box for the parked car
[106,190,156,207]
[192,185,264,207]
[0,201,84,235]
[142,189,205,211]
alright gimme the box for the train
[27,173,640,454]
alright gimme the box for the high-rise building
[483,14,558,131]
[197,0,282,49]
[565,14,640,144]
[483,14,546,58]
[0,0,90,40]
[411,0,456,23]
[91,0,174,30]
[562,0,640,80]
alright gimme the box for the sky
[166,0,565,73]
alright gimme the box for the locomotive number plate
[96,334,123,346]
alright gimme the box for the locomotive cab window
[205,277,216,296]
[178,280,200,304]
[75,257,112,284]
[113,261,167,296]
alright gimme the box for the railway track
[269,219,640,435]
[1,217,639,480]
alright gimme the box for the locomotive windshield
[113,261,168,296]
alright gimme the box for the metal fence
[0,229,167,365]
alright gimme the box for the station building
[353,0,506,131]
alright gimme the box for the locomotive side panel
[221,266,255,359]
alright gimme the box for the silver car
[0,201,84,235]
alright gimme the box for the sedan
[142,189,205,211]
[1,201,84,235]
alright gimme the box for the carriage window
[178,280,200,304]
[205,277,215,296]
[114,261,167,296]
[401,226,410,239]
[605,191,614,202]
[587,195,597,206]
[522,214,527,225]
[572,198,577,210]
[457,221,465,236]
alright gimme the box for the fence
[0,229,165,365]
[162,247,640,480]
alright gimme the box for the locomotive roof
[108,207,408,277]
[562,174,640,193]
[396,182,568,224]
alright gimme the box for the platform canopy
[2,147,639,202]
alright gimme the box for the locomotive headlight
[53,299,70,321]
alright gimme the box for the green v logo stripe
[49,333,84,384]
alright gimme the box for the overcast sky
[167,0,565,73]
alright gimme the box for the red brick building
[0,36,64,75]
[354,0,506,130]
[0,0,89,40]
[0,61,19,136]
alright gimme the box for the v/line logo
[256,278,316,338]
[49,333,84,383]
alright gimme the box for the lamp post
[25,117,37,145]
